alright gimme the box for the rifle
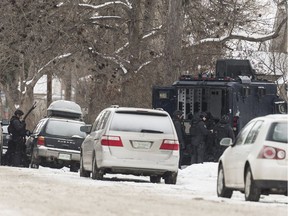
[23,101,37,121]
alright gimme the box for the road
[0,164,286,216]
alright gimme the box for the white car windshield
[110,112,174,134]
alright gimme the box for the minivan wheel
[91,155,103,180]
[79,156,90,177]
[244,167,260,202]
[217,165,233,198]
[150,175,161,183]
[164,172,177,185]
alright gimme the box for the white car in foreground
[80,106,179,184]
[217,114,288,201]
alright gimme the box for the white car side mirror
[220,137,233,146]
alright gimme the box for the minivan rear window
[45,119,86,138]
[266,122,287,143]
[110,113,174,134]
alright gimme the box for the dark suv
[26,116,86,172]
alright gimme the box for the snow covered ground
[0,162,287,216]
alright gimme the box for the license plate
[132,141,152,149]
[58,153,71,161]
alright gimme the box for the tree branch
[197,18,287,44]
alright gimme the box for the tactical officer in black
[6,109,27,166]
[172,110,185,168]
[213,114,235,161]
[204,112,215,161]
[189,113,209,164]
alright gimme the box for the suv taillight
[37,136,45,145]
[101,135,123,147]
[160,139,179,150]
[258,146,286,160]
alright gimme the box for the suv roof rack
[47,100,83,119]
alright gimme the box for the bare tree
[0,1,75,128]
[0,0,286,126]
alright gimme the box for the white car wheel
[217,165,233,198]
[91,155,103,180]
[244,167,260,202]
[79,156,90,178]
[164,172,177,185]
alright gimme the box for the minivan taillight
[37,136,45,146]
[101,135,123,147]
[160,139,179,150]
[258,146,286,160]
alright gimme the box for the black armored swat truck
[152,59,287,164]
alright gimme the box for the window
[159,91,169,99]
[33,120,47,134]
[97,111,110,130]
[45,119,86,137]
[257,87,266,97]
[266,122,288,143]
[234,121,255,145]
[244,120,263,144]
[91,110,105,132]
[110,113,173,134]
[242,87,251,97]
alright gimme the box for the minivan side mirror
[220,137,233,146]
[80,125,92,134]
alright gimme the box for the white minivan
[80,106,179,184]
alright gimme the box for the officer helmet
[173,110,183,118]
[14,109,24,116]
[221,114,229,122]
[199,112,207,119]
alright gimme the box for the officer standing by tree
[190,113,210,164]
[172,110,185,169]
[213,114,235,161]
[6,109,27,167]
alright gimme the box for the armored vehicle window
[159,91,169,99]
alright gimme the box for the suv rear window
[110,112,174,134]
[266,122,287,143]
[45,119,86,138]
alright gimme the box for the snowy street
[0,163,286,216]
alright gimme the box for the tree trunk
[164,0,184,84]
[65,70,72,101]
[47,72,52,108]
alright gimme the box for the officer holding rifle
[5,102,36,167]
